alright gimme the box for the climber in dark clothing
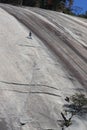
[29,31,32,39]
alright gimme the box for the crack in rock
[0,81,58,90]
[0,88,61,97]
[29,91,61,97]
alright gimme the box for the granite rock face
[0,5,87,130]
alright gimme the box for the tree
[20,0,23,6]
[61,112,72,127]
[71,93,87,113]
[53,0,62,11]
[64,93,87,116]
[35,0,40,7]
[68,0,73,8]
[59,93,87,130]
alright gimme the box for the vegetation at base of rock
[60,93,87,129]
